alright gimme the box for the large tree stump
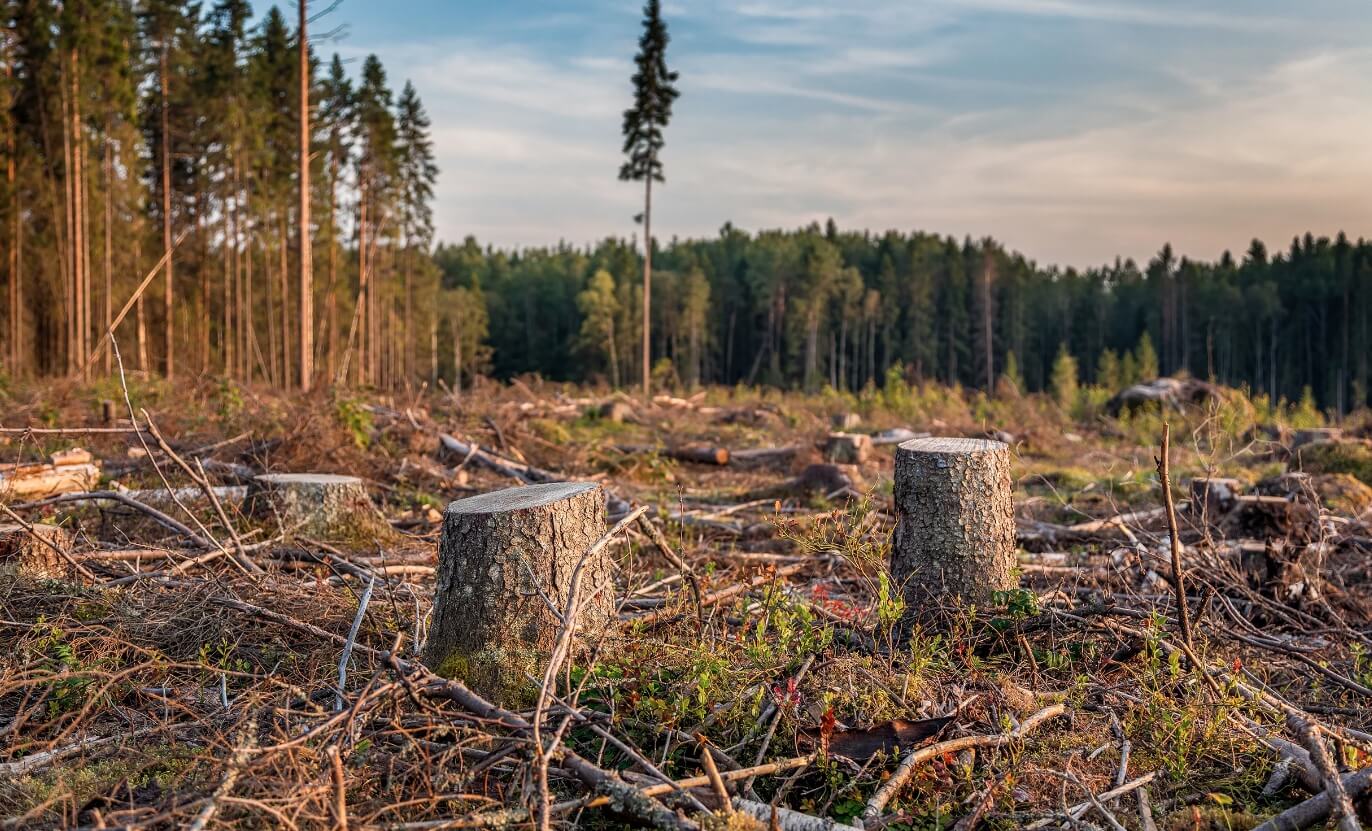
[422,481,612,705]
[891,438,1016,615]
[245,473,388,543]
[0,524,75,579]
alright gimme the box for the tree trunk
[279,213,291,390]
[642,176,651,397]
[102,137,112,375]
[422,481,612,706]
[159,46,174,379]
[298,0,313,392]
[891,437,1016,616]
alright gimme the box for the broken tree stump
[245,473,388,542]
[891,437,1016,614]
[422,481,613,705]
[0,523,75,579]
[824,432,872,465]
[1188,477,1244,520]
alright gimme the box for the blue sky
[318,0,1372,267]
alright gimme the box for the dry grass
[0,374,1370,829]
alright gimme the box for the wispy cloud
[337,0,1372,266]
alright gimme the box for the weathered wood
[0,447,101,500]
[1188,477,1244,520]
[423,481,613,705]
[891,437,1016,611]
[0,523,75,579]
[824,432,872,465]
[615,443,731,466]
[245,473,388,543]
[1105,377,1218,415]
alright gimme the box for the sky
[321,0,1372,269]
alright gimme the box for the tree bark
[891,437,1016,614]
[642,176,651,397]
[423,481,612,706]
[245,473,388,543]
[158,46,174,378]
[298,0,313,391]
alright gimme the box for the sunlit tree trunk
[159,45,174,378]
[297,0,313,391]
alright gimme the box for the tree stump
[824,432,872,465]
[891,438,1016,615]
[831,412,862,430]
[245,473,389,543]
[1188,477,1244,520]
[0,524,75,579]
[422,481,612,705]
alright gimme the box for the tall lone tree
[620,0,678,397]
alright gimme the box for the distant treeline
[435,222,1372,411]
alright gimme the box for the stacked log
[0,448,100,500]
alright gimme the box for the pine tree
[353,54,396,387]
[620,0,678,397]
[396,81,436,383]
[1096,348,1121,390]
[1135,331,1159,380]
[576,269,621,386]
[297,0,313,390]
[318,54,352,382]
[1051,343,1079,411]
[138,0,197,378]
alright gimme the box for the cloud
[341,1,1372,268]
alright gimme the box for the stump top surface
[255,473,363,486]
[447,481,600,515]
[897,436,1006,456]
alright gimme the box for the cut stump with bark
[891,437,1016,617]
[0,523,75,579]
[245,473,389,543]
[422,481,612,705]
[824,432,872,465]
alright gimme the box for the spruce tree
[620,0,678,397]
[396,81,437,382]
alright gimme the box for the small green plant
[333,396,374,448]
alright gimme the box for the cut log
[1105,377,1218,416]
[598,400,637,424]
[615,443,731,466]
[0,523,75,579]
[245,473,389,543]
[730,445,800,468]
[0,453,101,500]
[824,433,872,465]
[422,481,612,705]
[891,437,1016,611]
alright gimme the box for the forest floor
[2,373,1372,830]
